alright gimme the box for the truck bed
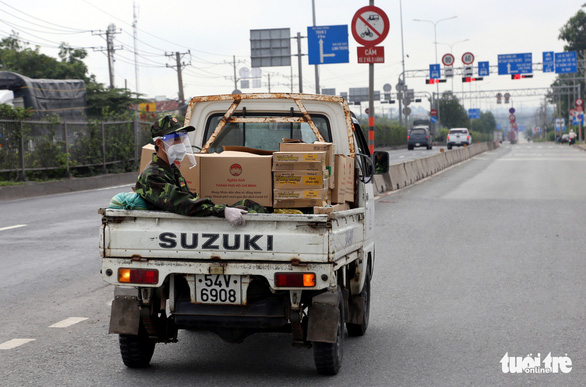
[99,208,365,264]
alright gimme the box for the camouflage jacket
[136,154,226,217]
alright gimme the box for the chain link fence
[0,119,153,181]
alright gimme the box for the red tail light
[118,268,159,284]
[275,273,316,287]
[426,135,429,139]
[467,136,470,140]
[407,135,410,140]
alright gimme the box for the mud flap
[306,291,340,344]
[109,288,140,335]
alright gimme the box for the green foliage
[0,104,33,120]
[439,91,470,129]
[558,5,586,51]
[357,115,407,147]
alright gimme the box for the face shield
[157,132,197,168]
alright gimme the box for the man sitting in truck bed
[135,115,265,226]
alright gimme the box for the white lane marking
[49,317,88,328]
[399,155,405,159]
[0,339,35,350]
[0,224,27,232]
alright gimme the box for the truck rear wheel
[119,326,156,368]
[313,287,344,375]
[346,273,371,336]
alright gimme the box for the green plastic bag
[109,192,149,210]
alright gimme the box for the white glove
[224,207,247,227]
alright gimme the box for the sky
[0,0,583,118]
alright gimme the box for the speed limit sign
[576,98,583,106]
[462,52,475,65]
[442,53,455,67]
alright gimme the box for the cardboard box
[331,155,355,204]
[313,203,351,214]
[273,188,328,200]
[198,151,273,207]
[279,142,335,188]
[272,151,325,171]
[273,170,326,189]
[273,197,327,209]
[139,144,200,193]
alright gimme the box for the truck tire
[346,273,371,336]
[119,327,156,368]
[313,286,344,375]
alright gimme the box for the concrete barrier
[376,141,496,195]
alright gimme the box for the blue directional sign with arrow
[308,25,349,65]
[497,53,533,75]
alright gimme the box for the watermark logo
[500,352,572,374]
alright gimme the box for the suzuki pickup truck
[99,93,388,375]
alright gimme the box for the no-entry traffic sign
[351,5,389,47]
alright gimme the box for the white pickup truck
[99,93,387,375]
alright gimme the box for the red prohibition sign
[462,52,475,65]
[352,5,390,47]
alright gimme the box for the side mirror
[373,151,389,174]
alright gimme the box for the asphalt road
[0,142,585,386]
[384,144,447,165]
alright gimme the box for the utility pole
[312,0,319,94]
[166,51,190,105]
[92,24,122,89]
[224,55,246,93]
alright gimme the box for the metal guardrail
[0,119,153,181]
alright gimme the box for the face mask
[164,143,186,164]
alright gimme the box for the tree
[439,91,469,129]
[558,4,586,51]
[0,32,142,118]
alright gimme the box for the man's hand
[224,207,248,227]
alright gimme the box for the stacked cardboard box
[272,150,328,208]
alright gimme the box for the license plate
[195,274,242,305]
[415,143,420,146]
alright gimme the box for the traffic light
[426,79,447,84]
[511,74,534,79]
[462,77,484,82]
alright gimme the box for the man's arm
[136,170,226,217]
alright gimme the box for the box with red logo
[197,151,273,207]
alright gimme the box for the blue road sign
[430,116,438,123]
[308,25,349,65]
[429,64,440,79]
[497,53,533,75]
[555,51,577,74]
[468,108,481,119]
[478,61,490,77]
[543,51,554,72]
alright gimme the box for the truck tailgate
[99,208,365,264]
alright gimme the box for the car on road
[407,126,432,150]
[446,128,471,149]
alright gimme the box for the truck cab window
[205,114,332,152]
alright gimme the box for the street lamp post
[413,16,457,133]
